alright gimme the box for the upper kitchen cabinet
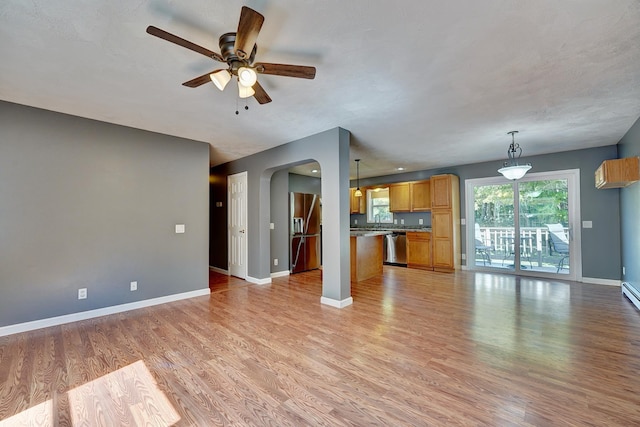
[389,182,411,212]
[595,157,640,189]
[350,187,366,214]
[410,180,431,211]
[389,180,431,212]
[431,175,453,209]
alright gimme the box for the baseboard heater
[622,282,640,312]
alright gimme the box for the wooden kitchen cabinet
[350,187,366,214]
[390,180,431,212]
[389,182,410,212]
[595,157,640,189]
[432,174,455,209]
[430,174,460,272]
[410,180,431,211]
[406,231,432,270]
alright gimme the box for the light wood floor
[2,267,640,426]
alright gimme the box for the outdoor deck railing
[476,226,568,267]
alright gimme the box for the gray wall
[269,170,289,273]
[0,101,210,327]
[210,128,351,302]
[352,145,621,281]
[619,115,640,294]
[289,173,322,195]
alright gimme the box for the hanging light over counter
[354,159,363,197]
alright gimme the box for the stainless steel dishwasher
[384,232,407,265]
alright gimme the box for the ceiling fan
[146,6,316,105]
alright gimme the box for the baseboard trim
[581,277,621,286]
[320,296,353,308]
[271,270,290,278]
[246,275,272,285]
[0,288,211,338]
[209,266,229,275]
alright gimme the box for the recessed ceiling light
[311,169,319,173]
[397,167,405,171]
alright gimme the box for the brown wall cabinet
[430,174,460,272]
[410,180,431,211]
[406,231,432,270]
[595,157,640,189]
[389,180,431,212]
[389,182,411,212]
[350,187,366,214]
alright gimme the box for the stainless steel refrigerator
[290,192,321,273]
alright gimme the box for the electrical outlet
[130,281,138,291]
[78,288,87,300]
[400,219,405,225]
[461,253,466,260]
[175,224,185,234]
[394,219,398,224]
[274,258,278,266]
[354,219,358,225]
[623,266,626,276]
[270,222,275,230]
[419,218,424,225]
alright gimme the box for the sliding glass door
[466,170,581,280]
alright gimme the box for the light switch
[175,224,186,234]
[582,221,593,229]
[270,222,275,230]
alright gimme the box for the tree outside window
[367,188,393,223]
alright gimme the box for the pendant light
[498,131,532,180]
[354,159,363,197]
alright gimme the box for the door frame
[465,169,582,281]
[228,171,248,279]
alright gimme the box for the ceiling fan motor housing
[219,32,257,72]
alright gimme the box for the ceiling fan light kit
[146,6,316,105]
[238,81,256,99]
[238,67,258,87]
[498,131,532,180]
[210,70,231,91]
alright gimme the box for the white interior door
[228,172,247,279]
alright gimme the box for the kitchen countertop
[350,227,431,234]
[350,230,391,237]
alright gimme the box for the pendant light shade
[210,69,231,91]
[238,80,256,98]
[354,159,363,197]
[498,131,532,180]
[237,67,258,87]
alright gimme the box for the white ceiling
[1,1,640,179]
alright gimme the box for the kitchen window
[367,188,393,223]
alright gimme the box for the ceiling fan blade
[234,7,264,60]
[252,81,272,104]
[182,70,225,88]
[146,26,225,62]
[254,63,316,79]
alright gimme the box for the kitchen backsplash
[350,212,431,229]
